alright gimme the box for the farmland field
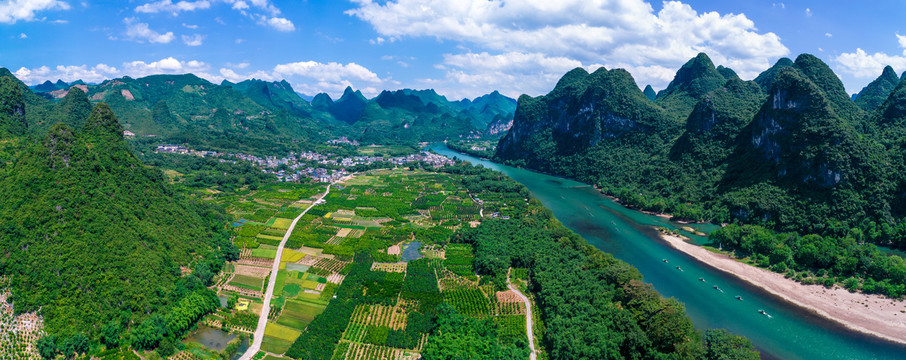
[271,217,295,230]
[212,168,538,359]
[251,248,277,259]
[229,274,264,291]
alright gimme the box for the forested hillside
[496,53,906,296]
[0,76,236,356]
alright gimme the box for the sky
[2,0,906,100]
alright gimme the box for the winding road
[237,179,342,360]
[507,271,538,360]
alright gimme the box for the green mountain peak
[0,76,27,137]
[854,65,901,112]
[82,103,124,141]
[55,87,92,129]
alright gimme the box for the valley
[4,6,906,358]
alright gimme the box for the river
[431,144,906,360]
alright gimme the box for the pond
[401,241,423,262]
[184,326,236,352]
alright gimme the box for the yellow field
[271,218,295,230]
[281,249,306,263]
[265,322,302,342]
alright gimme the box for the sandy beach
[658,231,906,346]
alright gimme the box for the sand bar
[659,231,906,345]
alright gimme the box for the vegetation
[712,224,906,297]
[494,53,906,296]
[0,83,236,356]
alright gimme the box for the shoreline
[658,231,906,346]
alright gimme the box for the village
[154,143,454,183]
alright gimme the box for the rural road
[237,178,344,360]
[508,271,538,360]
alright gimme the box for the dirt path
[237,177,348,360]
[508,270,537,360]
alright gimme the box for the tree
[704,329,760,360]
[37,335,57,360]
[101,321,121,348]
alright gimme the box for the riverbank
[658,231,906,346]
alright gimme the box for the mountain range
[6,71,516,154]
[497,53,906,246]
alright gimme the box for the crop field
[276,299,327,329]
[229,274,264,291]
[210,168,536,359]
[495,290,526,315]
[281,249,306,263]
[271,217,295,229]
[261,335,294,354]
[495,315,527,342]
[444,287,491,317]
[251,248,277,259]
[266,322,303,342]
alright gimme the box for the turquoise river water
[431,144,906,360]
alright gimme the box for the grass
[251,248,278,259]
[265,322,303,342]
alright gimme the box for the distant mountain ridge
[7,69,516,151]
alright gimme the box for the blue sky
[2,0,906,100]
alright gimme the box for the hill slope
[0,87,235,345]
[496,52,899,233]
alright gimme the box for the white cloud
[421,52,584,99]
[11,57,220,86]
[805,8,812,17]
[231,0,248,10]
[0,0,70,23]
[217,60,387,98]
[18,32,27,39]
[14,63,119,84]
[772,2,785,9]
[265,16,294,31]
[836,48,906,79]
[181,33,204,46]
[274,61,382,84]
[346,0,789,94]
[123,17,175,43]
[825,33,832,38]
[135,0,210,15]
[121,57,210,78]
[182,23,198,29]
[235,38,245,44]
[834,35,906,93]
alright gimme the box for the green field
[261,335,293,354]
[276,299,328,329]
[257,234,284,241]
[229,274,264,291]
[265,322,303,342]
[251,248,278,259]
